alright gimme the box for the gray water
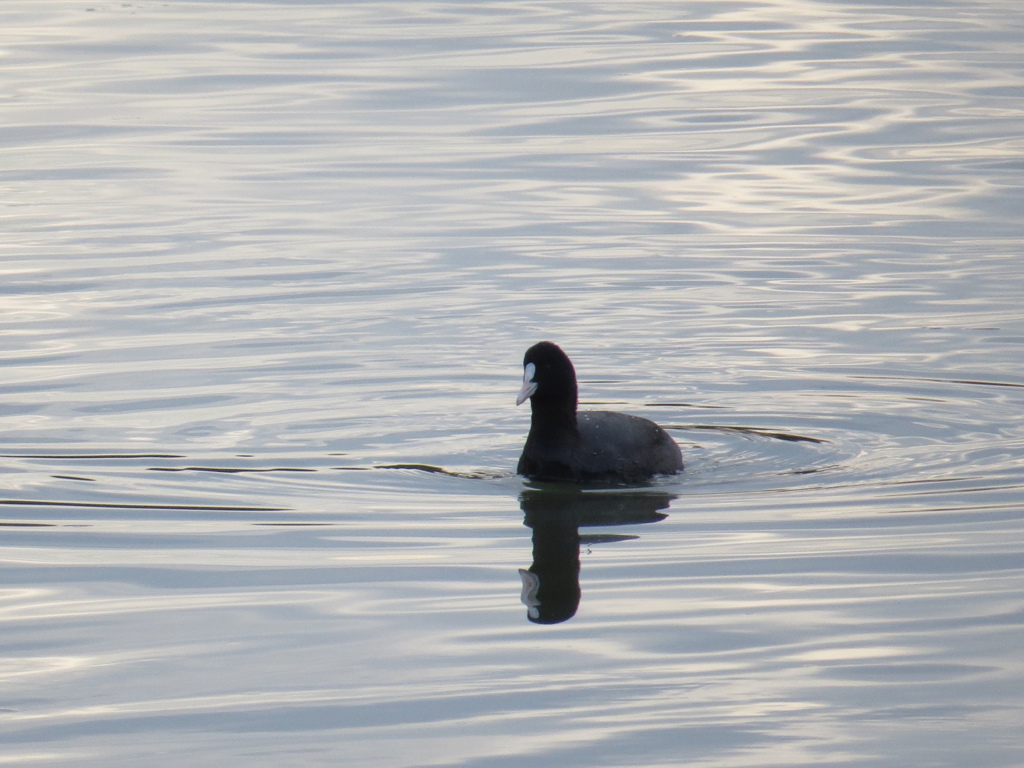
[2,1,1023,766]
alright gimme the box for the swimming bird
[516,341,683,483]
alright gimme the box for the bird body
[516,342,683,484]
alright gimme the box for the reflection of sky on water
[4,0,1021,243]
[1,0,1023,765]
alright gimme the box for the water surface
[2,1,1023,766]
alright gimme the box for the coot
[516,341,683,483]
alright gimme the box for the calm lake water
[2,0,1023,765]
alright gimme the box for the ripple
[1,0,1022,765]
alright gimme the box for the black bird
[516,341,683,483]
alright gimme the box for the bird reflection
[518,488,674,624]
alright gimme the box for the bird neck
[529,398,579,440]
